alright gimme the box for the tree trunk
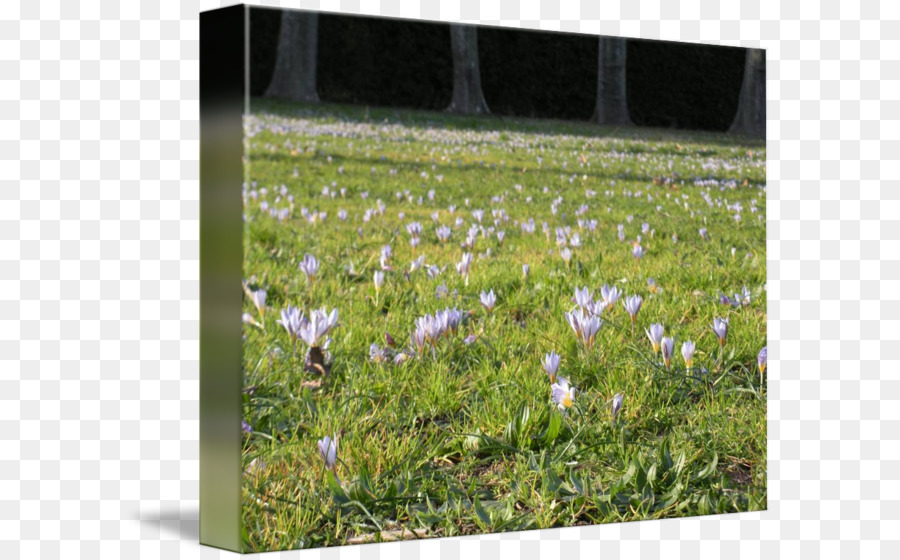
[447,24,489,115]
[592,37,630,126]
[729,48,765,138]
[265,11,319,103]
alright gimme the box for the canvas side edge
[199,4,245,553]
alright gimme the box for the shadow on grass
[247,148,767,191]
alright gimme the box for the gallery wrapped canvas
[201,4,766,553]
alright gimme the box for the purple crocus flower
[611,393,624,421]
[645,323,664,354]
[573,286,593,310]
[712,317,729,347]
[623,295,643,327]
[542,351,561,383]
[600,284,622,305]
[681,340,696,368]
[411,325,427,355]
[369,343,387,363]
[589,299,609,316]
[373,270,384,293]
[449,307,465,332]
[317,435,338,470]
[278,305,304,354]
[565,308,601,349]
[758,346,767,374]
[436,225,451,242]
[242,420,253,434]
[435,284,448,298]
[299,254,320,282]
[249,289,266,317]
[551,377,576,412]
[406,221,423,237]
[299,308,339,348]
[456,252,473,277]
[719,292,739,307]
[661,336,674,369]
[632,245,645,259]
[480,289,497,313]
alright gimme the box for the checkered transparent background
[1,0,897,557]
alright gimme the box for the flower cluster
[719,286,751,307]
[436,225,451,243]
[278,306,339,352]
[410,308,468,355]
[565,307,602,350]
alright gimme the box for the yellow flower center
[562,394,573,408]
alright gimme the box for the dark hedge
[626,38,746,131]
[478,27,597,121]
[249,10,748,132]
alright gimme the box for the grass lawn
[239,99,766,551]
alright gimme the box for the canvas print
[201,4,766,553]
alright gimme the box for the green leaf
[657,439,674,473]
[621,460,637,487]
[538,410,562,446]
[674,450,687,478]
[646,463,658,489]
[473,496,492,526]
[326,470,348,501]
[695,451,719,481]
[633,456,647,491]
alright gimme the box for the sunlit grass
[239,100,766,551]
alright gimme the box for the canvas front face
[203,5,766,553]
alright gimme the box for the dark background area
[250,10,747,132]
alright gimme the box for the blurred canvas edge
[200,3,245,553]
